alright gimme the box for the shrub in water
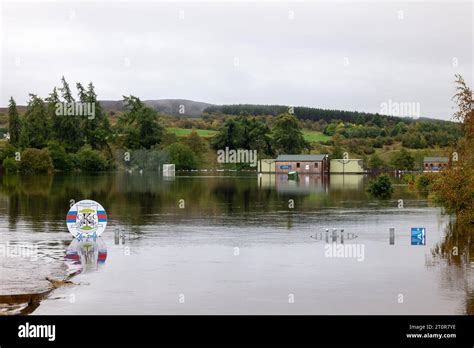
[166,143,197,170]
[76,145,109,172]
[2,157,19,173]
[367,174,394,199]
[402,173,416,185]
[415,173,434,193]
[0,144,17,163]
[47,141,73,171]
[19,148,54,173]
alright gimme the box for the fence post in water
[325,229,329,243]
[120,228,126,244]
[114,229,119,245]
[332,229,337,243]
[340,229,344,244]
[389,228,395,245]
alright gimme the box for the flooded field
[0,172,472,314]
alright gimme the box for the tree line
[0,76,466,174]
[2,77,196,172]
[204,104,407,125]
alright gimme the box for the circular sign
[66,200,107,238]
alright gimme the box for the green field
[166,127,217,138]
[167,127,330,143]
[302,130,331,143]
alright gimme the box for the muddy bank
[0,237,75,315]
[0,274,79,315]
[0,290,53,315]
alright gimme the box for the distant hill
[0,105,27,115]
[0,99,213,118]
[99,99,213,117]
[0,99,454,125]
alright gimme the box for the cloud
[1,1,472,120]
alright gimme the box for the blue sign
[411,227,426,245]
[280,165,292,170]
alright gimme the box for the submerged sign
[411,227,426,245]
[67,200,107,238]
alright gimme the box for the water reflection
[329,174,364,190]
[275,174,328,194]
[0,172,421,228]
[65,237,107,274]
[431,221,474,314]
[0,172,472,314]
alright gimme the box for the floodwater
[0,172,472,314]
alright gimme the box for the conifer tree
[8,97,21,147]
[24,94,49,148]
[56,76,83,151]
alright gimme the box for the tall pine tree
[8,97,21,147]
[46,87,60,142]
[79,82,110,149]
[119,95,163,149]
[24,94,49,148]
[57,76,83,151]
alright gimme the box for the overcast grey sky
[0,0,472,120]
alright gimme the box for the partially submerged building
[423,157,449,172]
[257,159,276,173]
[329,159,364,174]
[274,154,329,174]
